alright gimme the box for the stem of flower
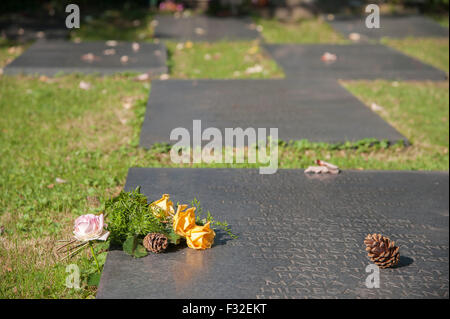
[89,241,101,273]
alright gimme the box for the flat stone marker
[153,15,260,41]
[263,44,447,80]
[329,15,449,40]
[139,79,407,147]
[0,18,69,42]
[97,168,449,299]
[3,40,168,76]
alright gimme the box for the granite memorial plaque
[263,44,447,80]
[97,168,449,299]
[329,15,449,40]
[0,17,69,42]
[153,15,260,41]
[3,40,168,76]
[139,79,407,147]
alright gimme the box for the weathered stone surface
[263,43,448,80]
[3,40,168,76]
[153,15,260,41]
[0,17,69,42]
[97,168,449,299]
[329,15,449,40]
[139,79,407,147]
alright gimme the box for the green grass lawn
[166,40,284,79]
[254,17,349,44]
[382,37,449,73]
[0,14,448,298]
[70,9,155,42]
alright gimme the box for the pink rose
[73,214,109,242]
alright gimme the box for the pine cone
[364,233,400,268]
[143,233,169,253]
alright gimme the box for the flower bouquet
[57,187,234,263]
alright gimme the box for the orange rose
[173,204,196,237]
[186,222,215,250]
[151,194,175,218]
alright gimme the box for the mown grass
[381,37,449,73]
[70,9,155,42]
[166,40,284,79]
[253,17,349,44]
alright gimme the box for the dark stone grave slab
[329,15,449,40]
[153,15,260,41]
[0,16,69,42]
[263,43,447,80]
[3,40,168,76]
[97,168,449,299]
[139,79,407,147]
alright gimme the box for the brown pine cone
[364,233,400,268]
[143,233,169,253]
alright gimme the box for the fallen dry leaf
[103,48,116,56]
[47,184,55,189]
[122,97,135,109]
[349,32,361,42]
[195,27,205,35]
[134,73,150,81]
[81,53,99,62]
[160,73,170,80]
[132,42,140,52]
[106,40,118,47]
[371,102,384,112]
[245,64,263,74]
[321,52,337,63]
[305,159,340,174]
[79,81,91,90]
[176,43,184,51]
[55,177,66,184]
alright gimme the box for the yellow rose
[173,204,196,237]
[186,222,215,250]
[151,194,175,218]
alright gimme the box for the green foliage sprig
[105,188,236,258]
[190,198,238,240]
[104,187,180,258]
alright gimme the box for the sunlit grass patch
[166,40,284,79]
[381,37,449,73]
[253,18,349,44]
